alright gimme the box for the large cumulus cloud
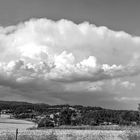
[0,18,140,108]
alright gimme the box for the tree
[59,107,77,125]
[38,117,54,128]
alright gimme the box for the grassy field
[0,129,124,140]
[0,116,140,140]
[0,115,35,131]
[1,126,140,140]
[1,129,140,140]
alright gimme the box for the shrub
[38,117,54,128]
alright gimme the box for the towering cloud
[0,18,140,109]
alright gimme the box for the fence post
[16,129,18,140]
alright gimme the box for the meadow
[0,125,140,140]
[0,129,124,140]
[0,114,35,131]
[0,115,140,140]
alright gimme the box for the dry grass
[0,129,123,140]
[119,129,140,140]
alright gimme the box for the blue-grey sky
[0,0,140,110]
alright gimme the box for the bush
[38,117,54,128]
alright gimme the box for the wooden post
[16,129,18,140]
[138,104,140,125]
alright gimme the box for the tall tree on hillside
[59,107,76,125]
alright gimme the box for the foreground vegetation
[1,128,140,140]
[0,129,123,140]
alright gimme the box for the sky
[0,0,140,110]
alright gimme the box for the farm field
[0,115,35,131]
[0,124,140,140]
[0,129,125,140]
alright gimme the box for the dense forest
[0,101,140,127]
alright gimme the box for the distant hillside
[0,100,33,105]
[0,100,106,115]
[0,100,50,106]
[0,100,103,111]
[0,100,134,112]
[0,100,50,113]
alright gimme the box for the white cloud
[114,97,140,102]
[0,19,139,83]
[111,79,136,90]
[0,18,140,106]
[120,81,135,89]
